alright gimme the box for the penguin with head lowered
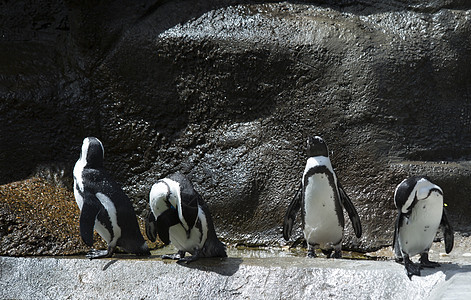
[73,137,150,259]
[146,172,227,263]
[393,176,454,279]
[283,136,362,258]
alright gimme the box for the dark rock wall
[1,0,470,251]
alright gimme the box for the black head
[80,137,104,168]
[306,136,328,157]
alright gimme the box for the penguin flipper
[283,184,302,241]
[441,208,454,254]
[179,194,200,231]
[145,210,158,242]
[338,183,362,238]
[156,209,181,245]
[393,212,403,260]
[79,199,102,247]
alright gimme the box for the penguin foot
[321,249,341,258]
[307,249,317,258]
[177,249,201,264]
[177,255,200,264]
[321,249,333,257]
[420,253,440,268]
[162,251,186,260]
[86,248,113,259]
[404,261,421,279]
[332,250,342,259]
[162,253,182,260]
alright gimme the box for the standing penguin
[145,172,227,263]
[393,176,454,279]
[283,136,362,258]
[73,137,150,259]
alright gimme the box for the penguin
[393,176,454,279]
[283,136,362,258]
[73,137,150,259]
[145,172,227,263]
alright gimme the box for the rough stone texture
[1,0,471,253]
[1,255,471,299]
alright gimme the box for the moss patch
[0,177,162,256]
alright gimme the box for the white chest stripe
[73,138,90,192]
[304,156,334,174]
[95,192,121,245]
[73,160,86,192]
[73,160,86,211]
[162,179,190,231]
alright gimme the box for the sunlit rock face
[1,0,471,251]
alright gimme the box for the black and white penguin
[393,176,454,279]
[283,136,362,258]
[73,137,150,259]
[145,172,227,263]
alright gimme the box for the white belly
[94,221,112,245]
[399,192,443,256]
[169,224,204,253]
[303,174,343,248]
[169,207,208,253]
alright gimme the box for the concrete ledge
[1,256,470,299]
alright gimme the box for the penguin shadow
[421,262,471,281]
[174,257,243,276]
[102,259,119,271]
[98,254,154,271]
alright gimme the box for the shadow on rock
[102,259,120,271]
[417,262,471,281]
[176,257,242,276]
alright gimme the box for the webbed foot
[404,256,421,279]
[86,247,114,259]
[395,256,404,264]
[177,255,199,264]
[307,249,317,258]
[321,249,333,257]
[420,253,440,268]
[162,251,185,260]
[332,249,342,259]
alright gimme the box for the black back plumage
[146,172,226,258]
[394,176,424,213]
[75,137,149,255]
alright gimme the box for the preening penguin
[283,136,362,258]
[73,137,150,259]
[146,172,227,263]
[393,176,454,279]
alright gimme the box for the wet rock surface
[1,0,471,253]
